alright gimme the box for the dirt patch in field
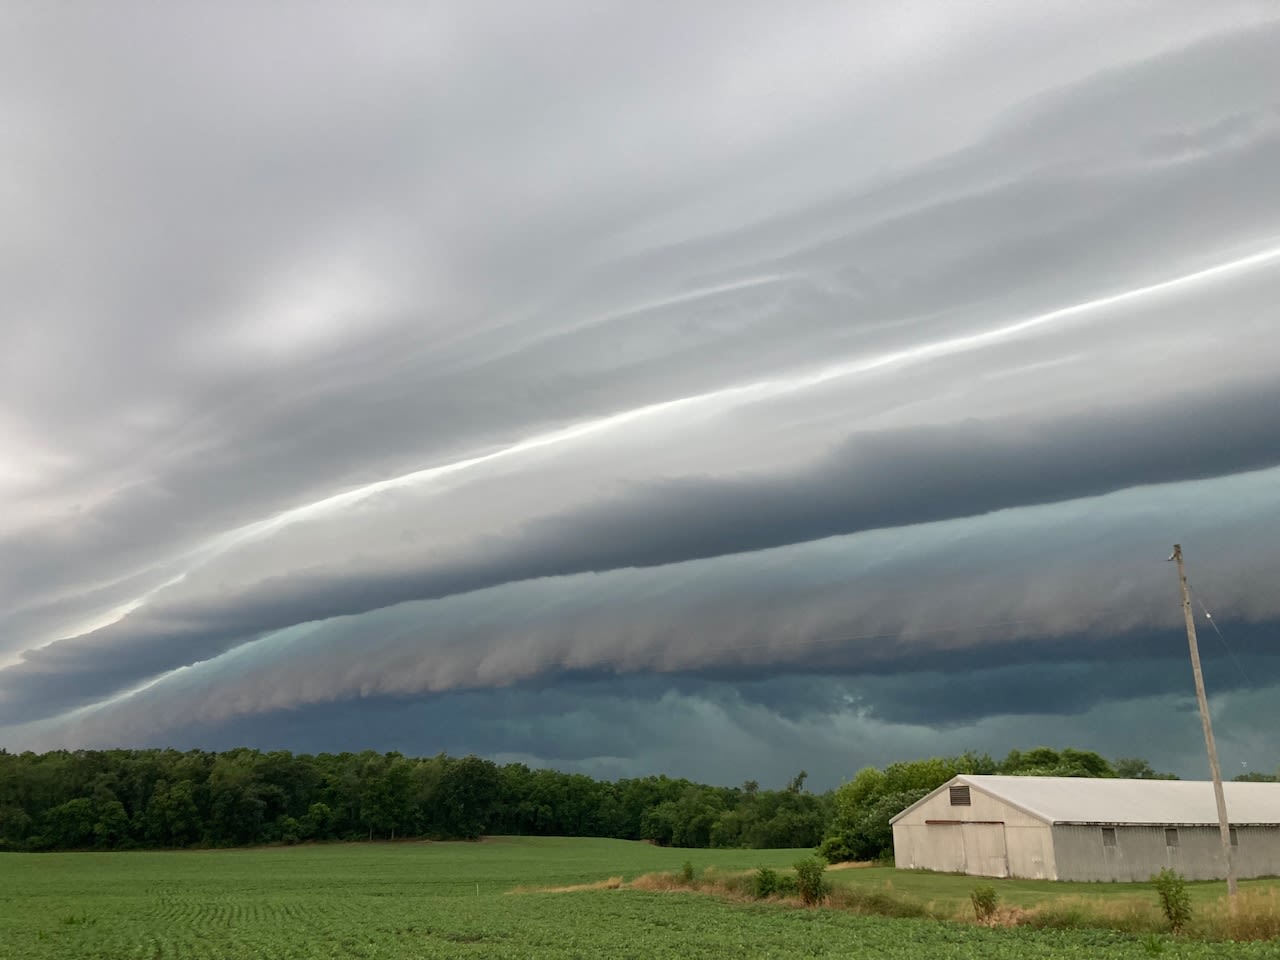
[509,876,625,894]
[825,861,878,871]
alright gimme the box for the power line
[1185,581,1253,688]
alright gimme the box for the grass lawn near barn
[1,837,1277,959]
[825,862,1280,915]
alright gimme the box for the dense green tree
[435,755,501,839]
[207,779,266,847]
[1114,757,1179,780]
[42,797,97,849]
[1001,746,1117,778]
[145,780,203,847]
[300,801,336,840]
[0,804,34,849]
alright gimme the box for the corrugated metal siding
[1051,824,1280,881]
[1233,827,1280,879]
[894,822,965,873]
[891,782,1054,878]
[1006,824,1055,880]
[962,822,1009,878]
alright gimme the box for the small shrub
[775,874,799,897]
[793,857,828,906]
[970,884,998,922]
[752,867,779,899]
[1151,868,1192,934]
[816,835,853,864]
[678,861,695,886]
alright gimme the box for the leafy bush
[792,857,828,905]
[679,860,695,885]
[1151,868,1191,934]
[970,883,998,921]
[817,835,853,864]
[821,785,930,862]
[752,866,779,899]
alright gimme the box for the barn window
[1101,827,1116,847]
[1165,828,1179,848]
[949,785,971,806]
[1230,828,1239,847]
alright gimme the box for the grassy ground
[826,863,1280,913]
[0,838,1276,959]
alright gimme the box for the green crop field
[1,838,1275,959]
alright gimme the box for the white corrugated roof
[953,775,1280,826]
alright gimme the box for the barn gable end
[890,777,1055,879]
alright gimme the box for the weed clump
[830,886,932,919]
[970,884,998,922]
[1190,888,1280,941]
[793,858,828,906]
[1151,869,1191,934]
[752,867,779,899]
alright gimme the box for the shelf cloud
[3,2,1278,782]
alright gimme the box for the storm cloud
[2,2,1279,782]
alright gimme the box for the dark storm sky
[3,2,1279,787]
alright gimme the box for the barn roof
[891,775,1280,826]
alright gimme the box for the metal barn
[890,775,1280,881]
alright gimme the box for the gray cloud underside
[3,5,1280,760]
[10,463,1280,743]
[7,373,1280,724]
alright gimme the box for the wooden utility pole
[1170,544,1238,904]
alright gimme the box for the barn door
[961,822,1009,878]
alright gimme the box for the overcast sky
[3,2,1279,788]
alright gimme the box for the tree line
[0,748,826,852]
[0,745,1209,855]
